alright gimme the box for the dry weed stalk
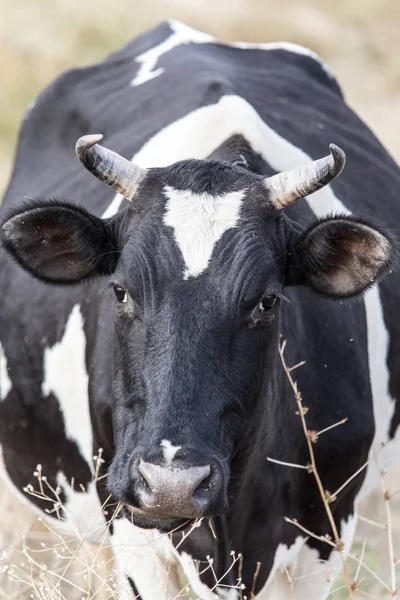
[1,450,120,600]
[378,466,398,597]
[278,339,354,598]
[277,339,399,599]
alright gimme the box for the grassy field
[0,0,399,598]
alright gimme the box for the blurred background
[0,0,400,196]
[0,0,399,597]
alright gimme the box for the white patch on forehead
[131,20,214,87]
[42,305,93,471]
[160,439,181,466]
[0,342,12,401]
[163,185,245,279]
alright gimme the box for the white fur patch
[217,588,239,599]
[111,517,234,599]
[131,20,333,89]
[110,518,183,600]
[163,185,245,279]
[103,94,342,218]
[160,439,181,466]
[260,535,306,596]
[42,304,93,470]
[259,516,356,599]
[0,342,12,401]
[111,517,239,599]
[55,472,107,543]
[229,40,333,78]
[358,287,400,498]
[175,550,220,598]
[131,20,214,87]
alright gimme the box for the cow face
[2,138,394,531]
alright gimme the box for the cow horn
[265,144,346,209]
[75,134,146,201]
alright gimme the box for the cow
[0,19,399,600]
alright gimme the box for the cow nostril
[138,469,151,492]
[194,463,221,498]
[194,470,212,494]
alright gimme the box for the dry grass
[0,0,399,598]
[0,346,398,598]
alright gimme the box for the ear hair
[1,199,120,284]
[287,213,397,298]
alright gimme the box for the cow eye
[259,295,277,311]
[113,285,128,303]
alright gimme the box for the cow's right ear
[1,201,119,283]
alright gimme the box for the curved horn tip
[329,143,346,167]
[75,134,104,154]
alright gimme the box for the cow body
[0,20,399,599]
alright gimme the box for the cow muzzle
[131,459,224,521]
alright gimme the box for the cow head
[1,135,393,531]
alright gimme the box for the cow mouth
[121,504,196,533]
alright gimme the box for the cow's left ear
[288,215,394,298]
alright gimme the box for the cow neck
[208,134,271,176]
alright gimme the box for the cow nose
[136,460,215,519]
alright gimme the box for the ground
[0,0,399,598]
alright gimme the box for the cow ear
[1,201,119,283]
[288,216,394,298]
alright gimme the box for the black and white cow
[0,20,399,599]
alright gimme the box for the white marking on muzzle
[160,439,181,466]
